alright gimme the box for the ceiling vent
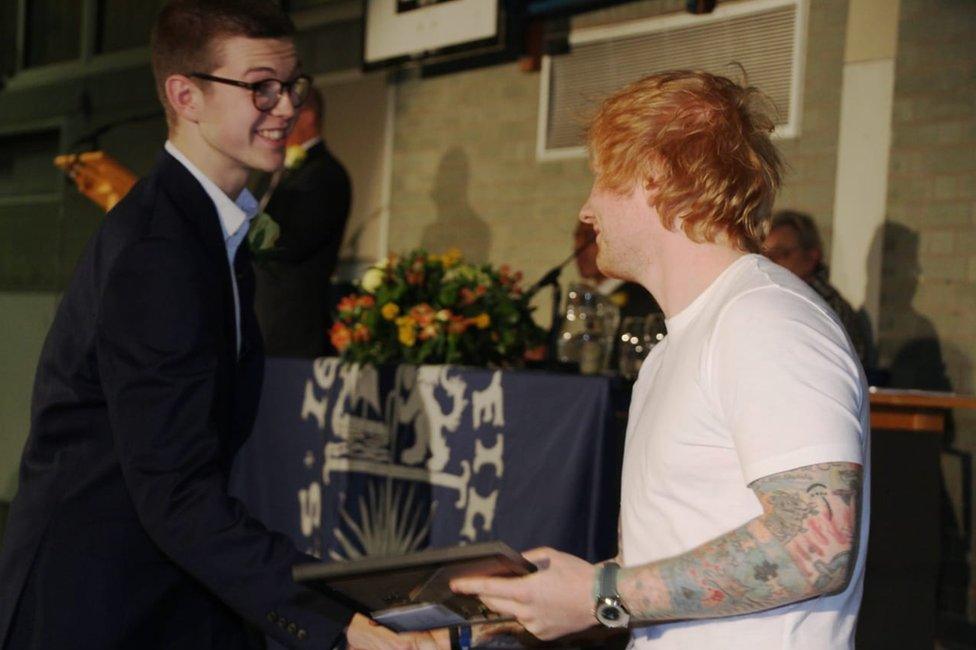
[537,0,808,161]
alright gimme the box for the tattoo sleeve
[616,462,862,622]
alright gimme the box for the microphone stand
[526,233,595,367]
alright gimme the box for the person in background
[575,220,662,320]
[0,2,432,648]
[253,86,352,358]
[452,71,869,650]
[763,209,873,369]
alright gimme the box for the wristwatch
[594,562,631,628]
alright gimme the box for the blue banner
[230,358,621,565]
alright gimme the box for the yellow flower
[361,267,385,293]
[473,313,491,330]
[284,144,307,170]
[441,248,463,268]
[398,325,417,347]
[381,303,400,321]
[609,291,628,308]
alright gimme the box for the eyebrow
[243,64,303,77]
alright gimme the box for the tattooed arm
[617,462,862,621]
[451,463,861,640]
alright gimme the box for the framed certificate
[293,541,535,631]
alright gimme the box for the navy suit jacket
[0,151,354,649]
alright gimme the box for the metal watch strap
[600,562,620,600]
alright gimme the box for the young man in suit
[253,87,352,358]
[0,2,436,648]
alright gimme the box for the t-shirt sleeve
[704,286,866,485]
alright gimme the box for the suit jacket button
[267,612,278,623]
[278,617,287,629]
[297,629,308,641]
[288,622,298,635]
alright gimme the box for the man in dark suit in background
[574,221,662,320]
[0,2,432,649]
[253,86,351,358]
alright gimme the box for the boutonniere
[284,145,307,170]
[248,211,281,259]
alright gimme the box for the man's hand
[450,547,596,640]
[346,613,448,650]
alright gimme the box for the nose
[578,203,595,225]
[270,89,296,119]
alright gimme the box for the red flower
[357,295,376,309]
[448,316,468,335]
[406,270,425,286]
[329,322,352,352]
[337,295,358,314]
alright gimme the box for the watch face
[596,600,630,628]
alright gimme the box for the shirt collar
[597,277,625,295]
[164,141,258,241]
[299,135,322,152]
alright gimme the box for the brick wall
[388,64,591,311]
[882,0,976,621]
[882,0,976,394]
[387,0,848,318]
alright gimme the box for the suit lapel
[154,151,238,360]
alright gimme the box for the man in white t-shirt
[452,71,869,649]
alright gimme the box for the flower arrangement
[330,249,546,366]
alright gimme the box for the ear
[164,74,204,124]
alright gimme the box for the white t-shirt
[621,254,870,650]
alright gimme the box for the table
[230,358,624,565]
[232,361,975,647]
[857,388,976,649]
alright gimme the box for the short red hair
[587,71,782,252]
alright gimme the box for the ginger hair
[587,71,783,252]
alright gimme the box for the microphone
[524,229,595,299]
[525,227,596,367]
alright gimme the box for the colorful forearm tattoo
[617,462,862,622]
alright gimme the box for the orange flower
[337,295,358,314]
[470,313,491,330]
[409,303,435,328]
[352,323,371,343]
[418,323,440,341]
[381,303,400,320]
[448,316,468,335]
[330,322,352,352]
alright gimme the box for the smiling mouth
[255,127,287,143]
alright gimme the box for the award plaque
[293,541,535,632]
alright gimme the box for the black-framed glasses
[189,72,312,112]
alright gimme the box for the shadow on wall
[420,147,490,264]
[873,221,973,621]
